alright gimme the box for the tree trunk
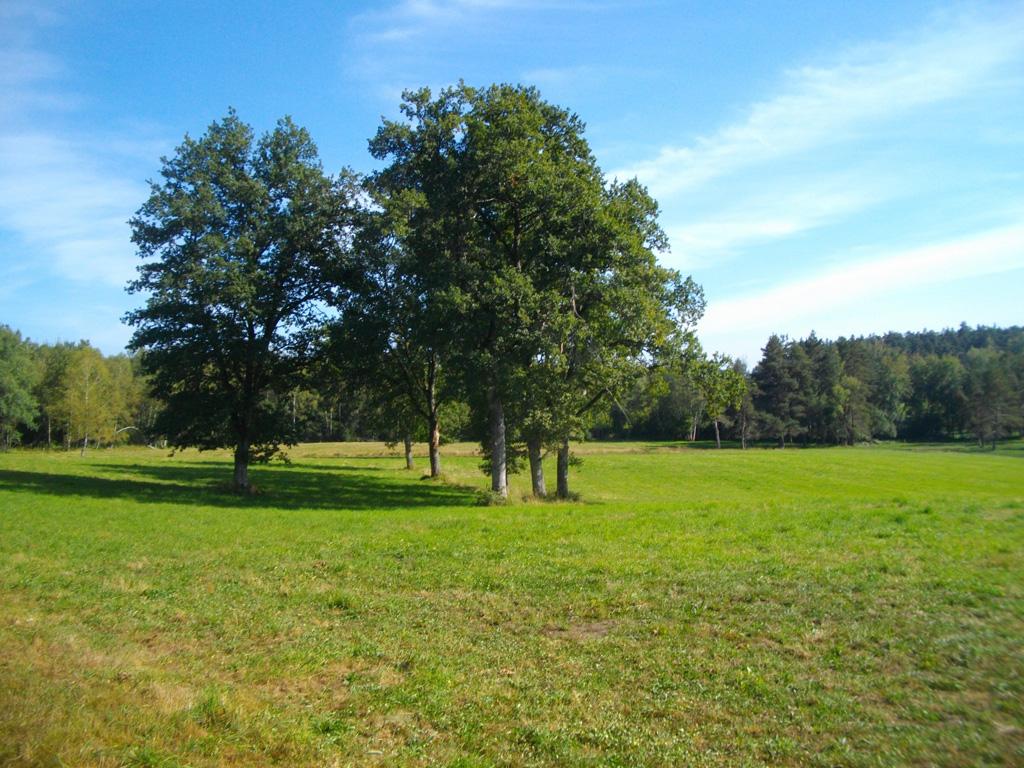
[488,388,507,497]
[47,417,51,450]
[714,419,721,449]
[528,437,546,498]
[556,437,570,499]
[401,436,413,473]
[233,442,251,493]
[403,434,414,470]
[81,374,90,456]
[428,413,442,477]
[778,433,785,449]
[425,358,442,477]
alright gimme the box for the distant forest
[603,323,1024,447]
[2,323,1021,452]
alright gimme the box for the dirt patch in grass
[542,619,616,641]
[261,657,362,707]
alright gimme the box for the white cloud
[0,2,77,121]
[615,7,1024,197]
[664,174,893,267]
[0,5,159,290]
[519,65,595,90]
[699,223,1024,337]
[0,133,146,287]
[354,0,622,47]
[0,1,60,26]
[346,1,606,115]
[0,46,60,89]
[357,0,547,42]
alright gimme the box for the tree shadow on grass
[0,461,476,511]
[136,459,392,472]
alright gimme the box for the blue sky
[1,0,1022,363]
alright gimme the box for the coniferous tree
[803,336,845,443]
[906,355,966,440]
[753,335,801,447]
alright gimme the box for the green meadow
[1,442,1022,767]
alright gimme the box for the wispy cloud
[347,0,626,97]
[0,5,160,289]
[357,0,616,42]
[358,0,532,43]
[520,65,597,90]
[0,133,145,286]
[616,7,1024,198]
[664,172,895,267]
[0,2,76,120]
[700,222,1024,336]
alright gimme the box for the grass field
[1,441,1022,767]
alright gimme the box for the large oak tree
[126,111,355,491]
[368,85,704,497]
[368,84,610,496]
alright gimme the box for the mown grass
[0,441,1022,767]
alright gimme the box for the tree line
[0,331,156,453]
[601,325,1024,449]
[2,84,1021,492]
[4,320,1020,460]
[0,328,420,453]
